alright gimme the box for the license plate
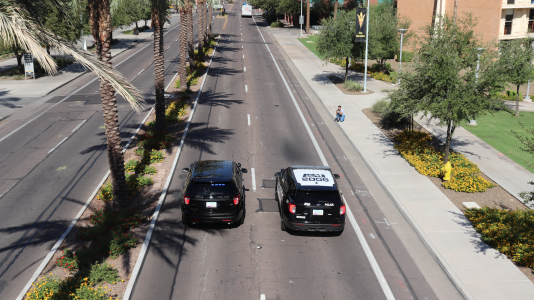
[313,210,323,216]
[206,202,217,208]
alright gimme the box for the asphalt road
[0,14,199,299]
[129,4,462,300]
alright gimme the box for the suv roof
[191,160,234,182]
[290,165,338,191]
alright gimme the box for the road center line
[71,119,87,133]
[252,17,395,300]
[245,85,248,93]
[260,295,266,300]
[48,137,69,154]
[138,68,145,75]
[244,67,246,72]
[248,114,251,126]
[251,167,256,192]
[243,54,245,59]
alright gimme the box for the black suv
[275,166,345,233]
[181,160,247,225]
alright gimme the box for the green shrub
[389,71,398,83]
[143,165,157,175]
[135,148,145,157]
[397,51,414,62]
[85,262,119,285]
[148,149,164,164]
[137,130,174,150]
[380,106,409,128]
[271,21,284,28]
[146,120,156,128]
[343,80,363,91]
[125,159,140,173]
[465,207,534,270]
[372,99,389,115]
[371,63,380,72]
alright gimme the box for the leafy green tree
[368,1,411,72]
[396,14,504,164]
[497,38,534,117]
[43,2,85,43]
[316,10,363,81]
[277,0,299,15]
[513,122,534,203]
[249,0,279,14]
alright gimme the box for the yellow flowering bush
[395,129,495,192]
[465,207,534,271]
[165,100,188,124]
[26,273,118,300]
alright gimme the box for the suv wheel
[181,211,187,226]
[280,218,286,231]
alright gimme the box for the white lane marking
[242,45,243,48]
[48,137,69,154]
[15,23,184,300]
[260,295,266,300]
[251,167,256,192]
[244,67,246,72]
[165,72,179,91]
[241,32,242,35]
[253,17,396,300]
[243,54,245,59]
[0,183,16,199]
[248,114,251,126]
[138,68,145,75]
[167,45,171,50]
[122,35,221,300]
[245,85,248,93]
[71,119,87,133]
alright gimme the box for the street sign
[24,53,35,80]
[355,8,367,42]
[299,15,304,25]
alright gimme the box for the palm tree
[187,0,194,64]
[207,2,212,39]
[179,2,188,90]
[1,0,143,207]
[197,0,204,60]
[151,0,167,131]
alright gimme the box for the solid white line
[260,295,266,300]
[165,72,179,91]
[247,114,250,126]
[15,21,183,300]
[71,119,87,133]
[0,183,16,199]
[251,167,256,192]
[138,68,145,75]
[122,36,221,300]
[47,137,69,154]
[252,17,395,300]
[15,169,111,300]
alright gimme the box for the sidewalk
[0,14,178,120]
[268,27,534,299]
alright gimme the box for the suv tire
[280,218,286,231]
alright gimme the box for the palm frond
[0,1,144,112]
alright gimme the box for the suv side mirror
[241,168,248,173]
[237,163,242,168]
[333,174,341,179]
[280,169,285,174]
[275,172,281,177]
[182,168,190,173]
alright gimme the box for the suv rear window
[187,181,237,196]
[294,190,341,205]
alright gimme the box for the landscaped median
[22,35,220,300]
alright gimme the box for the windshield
[293,190,341,205]
[187,182,236,197]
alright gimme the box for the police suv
[275,166,345,233]
[181,160,247,225]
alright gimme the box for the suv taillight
[289,204,296,214]
[184,196,190,205]
[233,195,240,205]
[340,205,346,215]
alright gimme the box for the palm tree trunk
[207,4,212,40]
[203,3,208,47]
[89,0,128,206]
[334,0,338,19]
[152,7,166,131]
[179,8,188,91]
[187,1,194,63]
[198,0,205,61]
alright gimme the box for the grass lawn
[297,35,324,59]
[462,109,534,173]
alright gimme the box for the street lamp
[524,39,534,101]
[397,28,407,84]
[300,0,303,37]
[469,47,485,126]
[81,15,86,51]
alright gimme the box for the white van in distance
[242,3,252,17]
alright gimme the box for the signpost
[355,2,369,92]
[24,53,35,80]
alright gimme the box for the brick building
[397,0,534,43]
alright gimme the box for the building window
[505,9,514,35]
[507,0,515,4]
[530,9,534,33]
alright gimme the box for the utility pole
[363,0,370,93]
[306,0,310,34]
[300,0,303,37]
